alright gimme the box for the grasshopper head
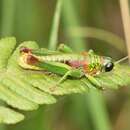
[85,53,114,75]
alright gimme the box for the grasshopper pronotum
[19,44,117,88]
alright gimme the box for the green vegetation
[0,0,130,130]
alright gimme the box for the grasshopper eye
[104,62,114,72]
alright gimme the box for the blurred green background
[0,0,130,130]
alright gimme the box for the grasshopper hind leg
[85,74,103,90]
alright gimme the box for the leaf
[0,37,56,124]
[0,106,24,124]
[0,37,16,69]
[0,37,129,124]
[48,0,63,50]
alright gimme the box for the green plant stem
[1,0,16,36]
[62,0,86,51]
[63,0,112,130]
[69,27,126,54]
[48,0,63,50]
[87,89,111,130]
[119,0,130,62]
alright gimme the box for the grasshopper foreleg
[85,74,103,90]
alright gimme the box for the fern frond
[0,106,24,124]
[0,37,16,69]
[0,37,129,124]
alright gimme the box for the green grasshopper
[18,44,114,88]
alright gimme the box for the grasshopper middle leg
[57,69,83,84]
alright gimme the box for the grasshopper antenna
[115,56,129,64]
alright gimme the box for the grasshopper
[18,44,114,88]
